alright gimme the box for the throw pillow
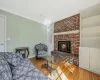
[4,52,23,66]
[12,58,35,79]
[0,55,12,80]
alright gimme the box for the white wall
[47,23,54,55]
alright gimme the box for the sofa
[0,52,50,80]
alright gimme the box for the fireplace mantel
[54,30,79,35]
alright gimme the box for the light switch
[7,37,11,40]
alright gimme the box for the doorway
[0,14,6,52]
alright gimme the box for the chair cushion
[4,52,23,66]
[0,54,12,80]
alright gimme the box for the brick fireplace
[54,14,80,55]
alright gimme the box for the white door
[0,15,6,52]
[79,47,90,70]
[90,48,98,73]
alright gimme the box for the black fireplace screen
[58,41,71,53]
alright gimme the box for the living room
[0,0,100,80]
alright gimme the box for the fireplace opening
[58,41,71,53]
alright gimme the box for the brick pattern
[54,14,80,33]
[54,14,80,55]
[54,33,80,55]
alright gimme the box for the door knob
[0,43,4,45]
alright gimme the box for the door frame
[0,14,7,52]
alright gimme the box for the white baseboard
[79,66,90,71]
[28,55,35,58]
[79,66,100,75]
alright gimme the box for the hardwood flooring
[30,57,100,80]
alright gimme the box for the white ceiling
[0,0,100,24]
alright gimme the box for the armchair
[35,43,48,59]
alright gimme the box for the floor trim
[28,55,35,59]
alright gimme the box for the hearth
[58,41,71,53]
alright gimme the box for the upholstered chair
[35,43,48,59]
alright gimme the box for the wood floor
[30,57,100,80]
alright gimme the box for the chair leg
[36,56,38,59]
